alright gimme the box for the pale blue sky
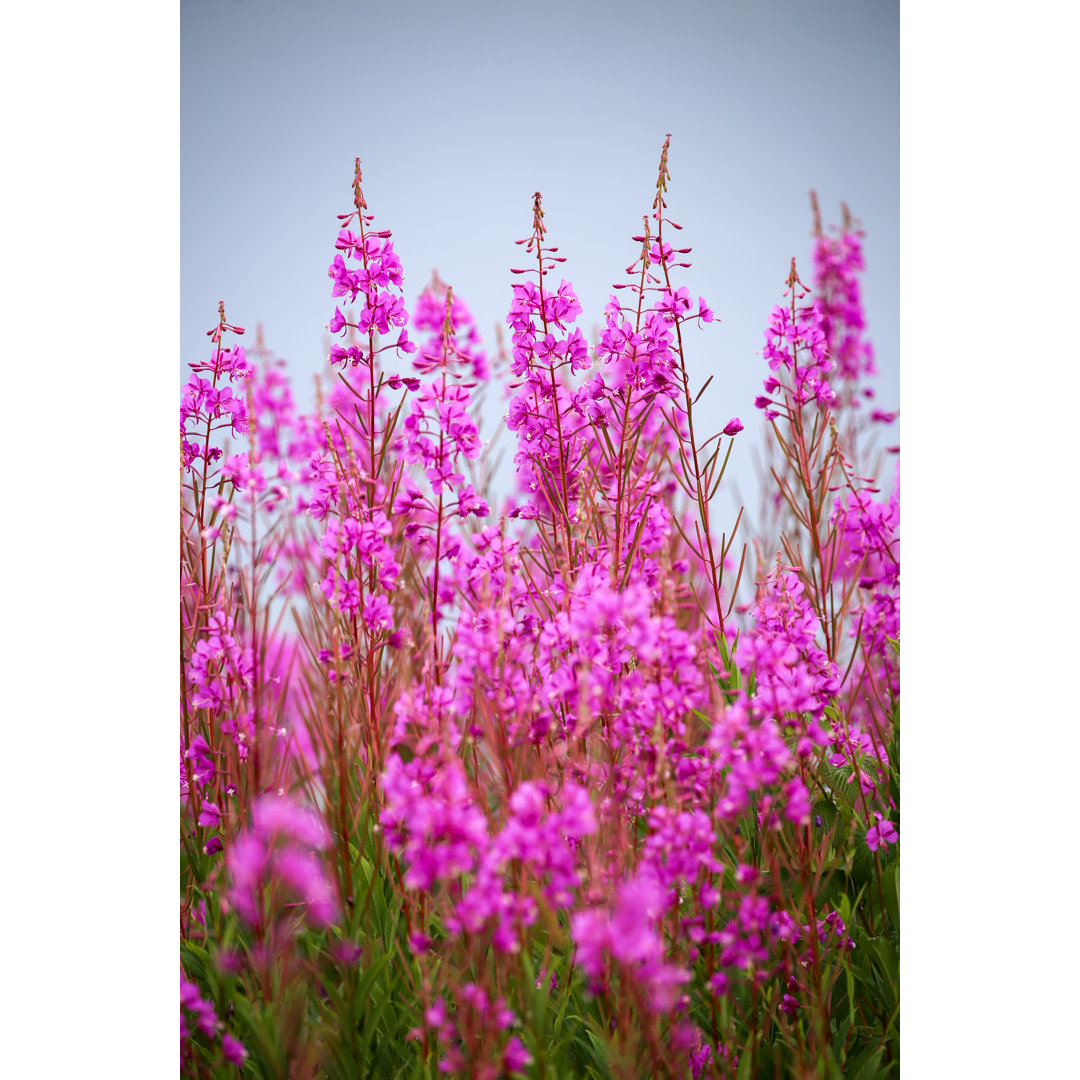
[182,0,898,525]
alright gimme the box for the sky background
[182,0,899,529]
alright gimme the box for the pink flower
[865,812,898,851]
[225,794,337,930]
[504,1036,531,1073]
[783,778,811,825]
[722,417,743,436]
[362,592,394,632]
[221,1033,247,1066]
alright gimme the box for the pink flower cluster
[181,316,251,473]
[225,793,337,931]
[755,300,837,419]
[832,477,900,662]
[779,909,856,1015]
[186,609,253,718]
[449,779,597,949]
[810,217,878,394]
[737,568,840,749]
[381,753,598,953]
[504,195,591,524]
[572,867,690,1013]
[180,971,247,1066]
[705,565,848,824]
[379,751,489,893]
[419,988,530,1078]
[327,217,414,365]
[398,281,490,548]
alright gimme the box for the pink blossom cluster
[779,909,856,1015]
[396,280,491,570]
[225,793,337,931]
[571,867,690,1013]
[181,972,247,1065]
[640,805,723,893]
[181,320,251,474]
[595,294,685,400]
[755,299,837,419]
[439,529,543,745]
[503,195,592,525]
[381,748,599,954]
[412,274,491,381]
[327,223,414,366]
[186,608,253,718]
[379,750,489,893]
[810,218,878,395]
[317,508,402,632]
[705,565,847,824]
[449,779,597,950]
[736,567,841,749]
[832,477,900,661]
[418,987,530,1078]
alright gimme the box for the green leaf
[882,862,900,935]
[736,1043,754,1080]
[852,831,891,890]
[822,765,861,807]
[845,1043,887,1080]
[180,941,212,985]
[866,935,900,1018]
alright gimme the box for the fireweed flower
[715,891,784,975]
[181,607,310,791]
[704,564,842,822]
[411,272,491,381]
[186,608,253,720]
[571,867,690,1013]
[225,792,337,931]
[379,751,489,892]
[439,530,544,747]
[326,208,413,366]
[449,779,598,951]
[755,284,837,420]
[596,296,680,395]
[420,986,530,1078]
[183,733,215,791]
[831,474,900,663]
[181,971,247,1065]
[810,194,878,406]
[505,193,590,528]
[396,280,491,643]
[779,909,856,1012]
[180,308,252,492]
[301,225,438,847]
[865,811,898,852]
[641,806,722,892]
[181,327,251,467]
[221,1033,248,1066]
[530,561,707,782]
[735,567,840,748]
